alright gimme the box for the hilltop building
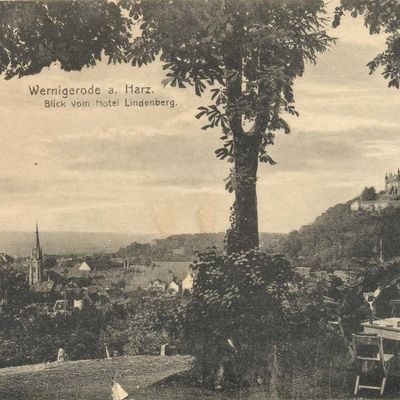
[29,224,43,286]
[385,169,400,198]
[351,171,400,211]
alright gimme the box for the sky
[0,7,399,236]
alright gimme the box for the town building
[182,273,194,292]
[168,280,180,294]
[29,224,43,286]
[385,169,400,198]
[145,279,166,291]
[312,270,328,280]
[78,261,91,273]
[332,269,351,283]
[294,266,311,279]
[172,247,185,256]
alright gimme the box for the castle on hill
[385,169,400,198]
[351,170,400,211]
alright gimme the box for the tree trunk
[233,133,261,251]
[223,17,261,252]
[224,16,262,252]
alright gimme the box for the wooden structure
[390,300,400,317]
[352,334,394,396]
[362,317,400,341]
[327,319,355,359]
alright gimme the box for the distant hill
[118,232,287,262]
[0,231,157,257]
[0,230,286,259]
[283,197,400,270]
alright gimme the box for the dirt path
[0,355,193,400]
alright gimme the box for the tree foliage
[121,0,333,249]
[360,186,377,201]
[100,292,179,356]
[0,0,333,250]
[0,265,179,367]
[179,249,312,383]
[0,1,131,79]
[282,194,400,269]
[334,0,400,88]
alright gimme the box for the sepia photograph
[1,1,400,399]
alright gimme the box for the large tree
[0,0,333,251]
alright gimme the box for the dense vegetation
[118,194,400,272]
[4,247,400,397]
[0,267,179,367]
[360,186,377,201]
[283,198,400,269]
[117,232,286,262]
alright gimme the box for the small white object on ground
[57,348,65,363]
[160,343,168,356]
[112,382,129,400]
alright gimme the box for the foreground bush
[179,249,295,385]
[178,248,356,393]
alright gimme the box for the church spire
[33,222,42,260]
[29,223,43,286]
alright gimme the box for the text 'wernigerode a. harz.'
[27,84,177,109]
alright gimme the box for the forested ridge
[284,197,400,269]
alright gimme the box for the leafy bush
[361,186,377,201]
[175,247,364,394]
[99,292,179,357]
[179,249,296,385]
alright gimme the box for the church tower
[29,223,43,286]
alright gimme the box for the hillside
[118,232,286,262]
[284,198,400,270]
[0,356,193,400]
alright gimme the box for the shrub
[179,249,295,385]
[99,292,178,356]
[361,186,377,201]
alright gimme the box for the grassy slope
[0,356,192,400]
[0,355,367,400]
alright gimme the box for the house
[79,261,91,272]
[109,295,130,306]
[172,247,185,256]
[66,261,92,278]
[332,269,351,283]
[31,280,61,297]
[168,280,180,295]
[52,299,69,315]
[146,279,166,291]
[82,289,110,308]
[73,299,85,310]
[61,281,81,299]
[312,270,328,280]
[294,267,311,279]
[46,270,64,284]
[182,273,194,292]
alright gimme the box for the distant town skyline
[0,11,400,235]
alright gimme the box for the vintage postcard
[1,1,400,399]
